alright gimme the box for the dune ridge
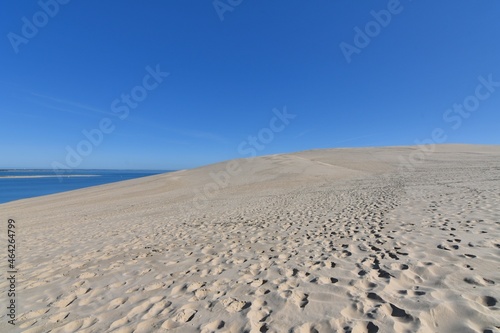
[1,144,499,332]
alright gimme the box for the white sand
[0,144,499,332]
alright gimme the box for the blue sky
[1,1,499,170]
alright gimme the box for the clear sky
[1,1,499,170]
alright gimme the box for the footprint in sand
[250,279,267,288]
[383,303,413,323]
[246,297,272,332]
[193,287,212,300]
[144,281,166,291]
[318,276,338,284]
[171,283,188,296]
[109,316,130,330]
[464,276,496,286]
[284,268,299,277]
[127,298,159,318]
[292,291,309,309]
[48,312,70,323]
[19,319,38,329]
[247,309,271,323]
[75,287,91,296]
[109,280,127,289]
[78,272,97,279]
[141,300,172,319]
[55,316,97,332]
[107,297,128,310]
[20,308,50,320]
[54,294,77,308]
[255,287,271,296]
[187,281,206,292]
[366,292,385,303]
[221,297,250,313]
[201,320,225,333]
[477,296,497,307]
[161,308,197,329]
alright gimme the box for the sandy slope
[0,144,499,332]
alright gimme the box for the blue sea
[0,169,169,205]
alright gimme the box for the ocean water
[0,169,168,205]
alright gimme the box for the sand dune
[1,144,499,332]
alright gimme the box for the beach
[1,144,499,332]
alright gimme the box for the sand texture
[1,144,499,332]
